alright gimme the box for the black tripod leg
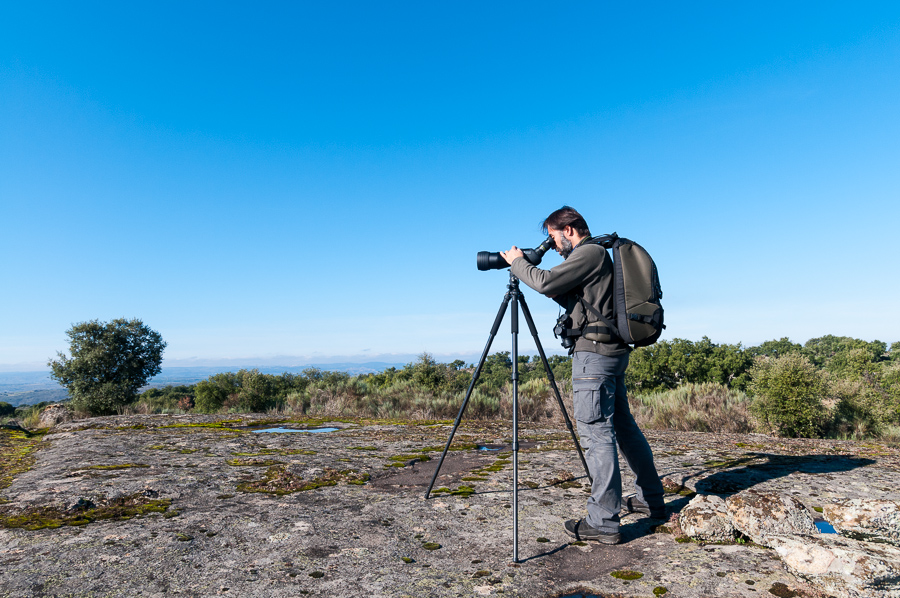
[424,292,511,499]
[518,295,593,484]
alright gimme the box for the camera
[553,314,576,350]
[476,235,554,271]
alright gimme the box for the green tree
[746,338,802,358]
[749,354,827,438]
[476,352,513,390]
[802,335,886,371]
[626,337,752,392]
[194,372,240,413]
[48,318,166,415]
[235,369,278,412]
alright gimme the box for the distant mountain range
[0,362,406,407]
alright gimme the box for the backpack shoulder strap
[578,295,622,341]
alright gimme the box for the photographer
[500,206,665,545]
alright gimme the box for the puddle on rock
[815,520,837,534]
[251,427,339,434]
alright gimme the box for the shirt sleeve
[509,245,598,296]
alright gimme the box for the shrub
[0,402,15,417]
[137,385,196,413]
[749,354,827,438]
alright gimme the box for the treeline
[11,335,898,441]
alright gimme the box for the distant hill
[0,388,69,407]
[0,362,405,407]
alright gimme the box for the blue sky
[2,2,899,370]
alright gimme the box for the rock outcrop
[677,489,900,598]
[678,493,736,541]
[37,404,74,428]
[2,417,898,598]
[825,498,900,547]
[767,532,900,598]
[726,489,818,545]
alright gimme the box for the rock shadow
[689,453,876,496]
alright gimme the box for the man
[500,206,665,545]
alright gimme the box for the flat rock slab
[1,416,899,597]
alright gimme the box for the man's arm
[507,245,600,297]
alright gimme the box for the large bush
[749,354,827,438]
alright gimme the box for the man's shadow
[688,452,876,496]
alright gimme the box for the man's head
[543,206,590,258]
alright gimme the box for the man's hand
[500,246,525,266]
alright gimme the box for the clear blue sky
[2,2,899,370]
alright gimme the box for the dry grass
[630,382,755,434]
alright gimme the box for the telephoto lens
[477,235,553,271]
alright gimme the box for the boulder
[725,489,817,545]
[38,404,75,428]
[767,532,900,598]
[678,494,737,542]
[824,498,900,547]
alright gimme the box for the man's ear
[563,225,576,238]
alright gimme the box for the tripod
[424,272,592,563]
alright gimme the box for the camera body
[553,314,576,350]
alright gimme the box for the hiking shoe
[564,518,620,545]
[622,494,666,519]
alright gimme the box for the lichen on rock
[725,490,817,546]
[679,494,738,542]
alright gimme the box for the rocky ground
[1,414,898,598]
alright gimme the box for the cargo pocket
[573,376,614,424]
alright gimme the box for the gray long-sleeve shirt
[510,240,628,356]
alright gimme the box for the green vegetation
[0,428,46,491]
[236,466,369,495]
[611,570,644,580]
[23,334,894,442]
[0,493,171,530]
[48,318,166,415]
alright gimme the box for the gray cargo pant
[573,351,664,533]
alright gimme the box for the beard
[558,236,574,259]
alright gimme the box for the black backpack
[581,233,665,348]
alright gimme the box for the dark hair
[542,206,591,237]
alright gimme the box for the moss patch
[160,419,245,430]
[226,458,285,467]
[0,493,171,530]
[237,466,369,495]
[430,485,475,497]
[385,454,431,468]
[84,463,150,470]
[0,429,46,491]
[611,570,643,580]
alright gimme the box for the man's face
[548,227,574,259]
